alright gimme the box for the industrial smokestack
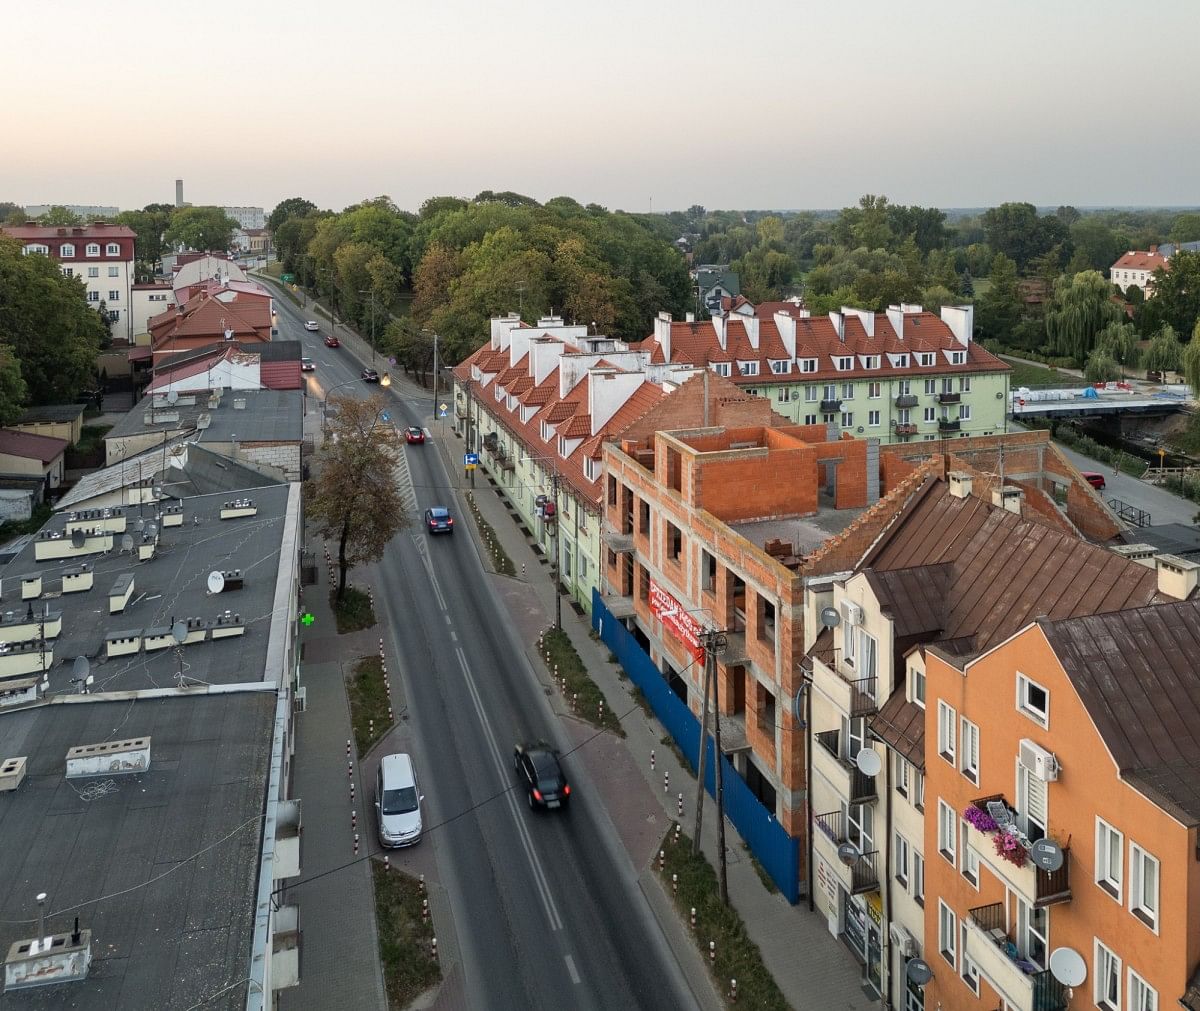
[175,179,184,208]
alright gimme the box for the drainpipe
[883,743,895,1009]
[805,669,814,913]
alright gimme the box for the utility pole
[551,471,562,630]
[693,627,729,898]
[431,332,440,415]
[693,635,714,854]
[358,289,376,363]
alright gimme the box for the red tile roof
[0,428,68,463]
[1111,250,1169,272]
[2,223,134,240]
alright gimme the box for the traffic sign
[438,402,449,419]
[465,453,479,466]
[281,273,295,283]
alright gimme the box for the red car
[1081,471,1106,491]
[324,334,340,348]
[405,427,425,445]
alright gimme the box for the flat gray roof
[730,504,867,558]
[0,692,274,1010]
[105,389,303,445]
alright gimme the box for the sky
[3,0,1198,215]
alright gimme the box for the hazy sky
[4,0,1198,214]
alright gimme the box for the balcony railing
[968,795,1072,906]
[894,423,918,436]
[816,730,877,804]
[813,811,879,893]
[819,399,842,412]
[968,903,1067,1011]
[938,418,961,432]
[848,675,877,716]
[894,393,918,408]
[937,391,961,404]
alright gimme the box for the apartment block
[637,304,1009,442]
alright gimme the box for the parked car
[361,367,380,383]
[304,320,320,332]
[376,753,423,848]
[324,334,340,348]
[425,507,453,534]
[301,357,315,372]
[1082,471,1106,490]
[405,427,426,445]
[513,743,571,811]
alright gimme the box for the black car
[425,507,453,534]
[513,743,571,810]
[361,367,380,383]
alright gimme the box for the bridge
[1010,384,1192,420]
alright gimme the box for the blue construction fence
[592,591,801,903]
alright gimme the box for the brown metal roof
[1040,601,1200,826]
[864,564,949,639]
[870,690,925,770]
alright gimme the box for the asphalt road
[275,292,698,1011]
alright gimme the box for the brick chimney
[654,311,673,361]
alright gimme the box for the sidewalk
[426,417,875,1011]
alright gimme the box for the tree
[1143,325,1183,375]
[920,285,957,313]
[1044,270,1122,364]
[981,202,1069,272]
[0,344,27,425]
[267,197,317,234]
[977,253,1023,342]
[1093,321,1139,371]
[164,205,239,252]
[307,395,409,600]
[38,205,82,226]
[0,202,23,224]
[1182,321,1200,398]
[1169,213,1200,244]
[1084,349,1120,383]
[1139,251,1200,339]
[116,206,174,275]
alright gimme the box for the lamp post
[358,289,377,364]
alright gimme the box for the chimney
[829,311,845,342]
[744,316,760,350]
[948,471,973,499]
[941,305,974,346]
[886,305,905,341]
[175,179,184,208]
[775,312,796,359]
[1155,554,1200,600]
[654,312,673,361]
[711,314,727,351]
[1149,244,1158,255]
[685,311,695,323]
[991,485,1023,514]
[842,307,874,337]
[588,369,646,434]
[1109,543,1158,569]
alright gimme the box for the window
[1129,969,1158,1011]
[840,411,853,428]
[1019,899,1048,969]
[701,549,716,593]
[712,362,731,377]
[804,414,817,425]
[823,384,837,401]
[770,359,789,374]
[913,770,925,811]
[941,377,954,394]
[924,378,937,395]
[960,404,971,421]
[738,360,759,376]
[919,353,935,366]
[896,755,910,797]
[106,242,120,255]
[897,408,911,424]
[863,355,880,370]
[895,832,910,888]
[937,701,956,763]
[835,356,853,371]
[583,457,598,481]
[938,800,957,865]
[108,309,120,322]
[950,351,966,365]
[1129,843,1159,930]
[776,387,793,402]
[61,267,73,277]
[923,407,935,422]
[959,376,972,393]
[86,243,100,256]
[868,410,880,427]
[665,521,682,562]
[60,243,75,257]
[1016,673,1049,726]
[897,379,911,395]
[841,382,854,399]
[868,381,881,398]
[557,436,568,458]
[960,718,979,784]
[87,291,100,302]
[913,852,925,905]
[1096,818,1123,900]
[894,354,909,368]
[938,901,956,967]
[961,923,979,994]
[910,667,925,707]
[846,799,872,853]
[108,290,120,301]
[1095,939,1121,1010]
[804,385,818,401]
[87,266,99,277]
[1017,761,1048,843]
[108,265,119,277]
[800,358,817,373]
[961,822,979,886]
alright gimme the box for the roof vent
[948,471,973,500]
[991,485,1023,515]
[65,737,150,778]
[1155,553,1200,600]
[4,922,92,991]
[1109,543,1158,569]
[233,397,246,410]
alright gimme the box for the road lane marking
[455,646,564,932]
[564,955,580,984]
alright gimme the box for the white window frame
[919,353,935,367]
[804,384,818,401]
[1016,672,1049,727]
[959,376,972,393]
[923,407,935,422]
[913,851,924,904]
[937,799,957,866]
[712,362,731,377]
[87,291,100,302]
[106,242,120,255]
[85,243,100,256]
[1018,899,1049,970]
[60,243,75,257]
[938,900,956,968]
[960,717,979,784]
[960,403,972,421]
[867,381,881,399]
[910,667,925,708]
[800,358,817,373]
[961,922,979,994]
[961,821,979,887]
[868,410,880,427]
[840,411,853,428]
[913,769,925,811]
[841,381,854,399]
[835,356,853,371]
[108,290,120,301]
[897,755,911,798]
[1128,968,1157,1011]
[1096,818,1123,901]
[770,359,789,374]
[937,701,956,764]
[1129,842,1159,931]
[738,360,759,376]
[1095,938,1121,1011]
[895,832,910,888]
[108,265,119,277]
[87,266,99,277]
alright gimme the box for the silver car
[376,753,423,847]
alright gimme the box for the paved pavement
[1054,442,1197,527]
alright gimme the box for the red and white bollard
[650,749,656,771]
[598,700,605,721]
[348,760,354,777]
[353,833,359,855]
[677,792,683,817]
[351,809,357,830]
[663,771,670,793]
[384,856,390,873]
[419,874,425,893]
[674,822,681,845]
[729,980,738,1002]
[690,907,696,931]
[431,937,438,960]
[672,873,678,895]
[422,898,429,922]
[709,941,716,964]
[572,693,578,712]
[658,849,665,872]
[346,739,351,758]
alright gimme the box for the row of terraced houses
[453,306,1200,1011]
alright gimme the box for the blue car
[425,507,454,535]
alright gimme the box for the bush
[331,585,376,633]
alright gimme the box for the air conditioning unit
[840,600,864,626]
[889,923,916,957]
[1019,738,1059,781]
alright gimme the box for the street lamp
[358,289,377,364]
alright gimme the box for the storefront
[840,889,882,995]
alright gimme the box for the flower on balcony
[993,829,1029,867]
[963,804,998,833]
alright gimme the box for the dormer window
[106,243,120,256]
[584,457,599,481]
[918,353,936,367]
[800,358,818,373]
[835,356,853,371]
[23,243,50,256]
[738,361,759,376]
[86,243,100,257]
[541,421,552,441]
[558,436,569,458]
[893,354,909,368]
[949,350,966,365]
[859,355,880,370]
[711,362,731,377]
[60,243,75,257]
[770,359,789,374]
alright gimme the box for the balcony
[938,418,961,433]
[894,393,918,408]
[819,399,842,413]
[965,903,1067,1011]
[937,391,961,404]
[808,650,879,718]
[894,423,918,436]
[813,810,879,894]
[814,730,877,804]
[601,523,634,554]
[964,796,1072,907]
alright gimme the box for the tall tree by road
[308,395,409,601]
[164,206,239,253]
[1183,321,1200,398]
[267,197,317,234]
[1044,270,1121,364]
[1138,251,1200,339]
[1143,325,1183,375]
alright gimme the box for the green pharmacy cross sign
[300,612,315,627]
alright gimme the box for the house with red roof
[1111,245,1172,296]
[452,314,785,613]
[637,304,1009,442]
[147,288,273,368]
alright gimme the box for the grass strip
[539,626,625,737]
[347,656,392,758]
[0,503,53,540]
[372,863,442,1009]
[464,492,516,575]
[659,827,788,1010]
[331,585,376,633]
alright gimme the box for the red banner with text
[649,578,705,663]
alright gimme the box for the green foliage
[347,655,390,757]
[1143,325,1183,374]
[267,196,317,234]
[0,202,23,224]
[981,202,1069,272]
[116,206,174,275]
[37,205,82,226]
[977,253,1023,342]
[540,627,623,736]
[1093,320,1139,368]
[1138,251,1200,339]
[372,865,441,1006]
[164,205,239,253]
[1044,270,1122,364]
[1084,349,1120,383]
[921,285,957,313]
[1169,212,1200,243]
[1183,322,1200,400]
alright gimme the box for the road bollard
[664,771,669,793]
[672,873,677,895]
[353,833,359,855]
[690,907,696,930]
[572,693,577,712]
[419,874,425,893]
[709,941,716,964]
[658,849,665,872]
[729,980,738,1002]
[522,563,527,577]
[351,809,357,830]
[422,898,429,921]
[677,792,683,817]
[348,761,354,777]
[384,856,390,873]
[650,749,656,771]
[349,783,355,801]
[598,701,605,721]
[431,937,438,960]
[346,739,351,757]
[674,823,681,845]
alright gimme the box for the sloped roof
[17,404,85,424]
[1111,250,1169,273]
[871,691,926,770]
[0,428,68,463]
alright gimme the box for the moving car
[301,357,315,372]
[361,367,380,383]
[324,334,340,348]
[304,320,320,332]
[425,507,453,534]
[405,427,426,445]
[1082,471,1106,491]
[376,753,423,848]
[513,743,570,810]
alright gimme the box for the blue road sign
[465,453,479,466]
[438,409,448,419]
[381,411,391,422]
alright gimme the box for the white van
[376,753,423,848]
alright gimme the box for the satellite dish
[72,656,90,680]
[153,485,163,498]
[1049,947,1087,988]
[820,606,841,628]
[1030,838,1065,872]
[792,685,807,726]
[836,842,859,866]
[70,529,86,548]
[166,390,179,405]
[855,748,882,777]
[906,958,933,986]
[171,621,188,644]
[207,571,226,594]
[121,534,134,553]
[145,522,158,538]
[135,518,145,532]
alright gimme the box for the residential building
[637,305,1009,442]
[13,404,85,447]
[0,429,68,491]
[23,204,120,220]
[233,227,270,255]
[1111,247,1171,296]
[223,206,266,230]
[691,264,741,315]
[147,286,274,366]
[1,222,136,342]
[145,341,303,394]
[131,281,174,341]
[171,253,250,291]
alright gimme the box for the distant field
[1002,357,1077,388]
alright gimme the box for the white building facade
[223,207,266,230]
